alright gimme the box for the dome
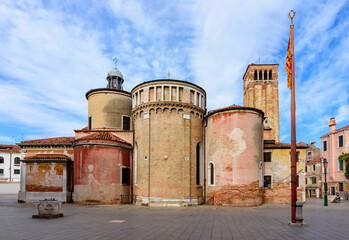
[107,68,123,79]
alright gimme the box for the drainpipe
[203,116,207,204]
[131,119,135,204]
[9,152,12,182]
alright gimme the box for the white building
[0,144,21,182]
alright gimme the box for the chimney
[311,142,316,146]
[329,117,336,133]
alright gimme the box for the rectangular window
[312,177,316,184]
[296,151,300,162]
[289,151,300,162]
[121,167,130,185]
[264,152,271,162]
[0,169,3,174]
[0,157,4,163]
[14,169,20,174]
[305,178,307,184]
[339,182,344,192]
[264,175,272,188]
[339,135,343,147]
[323,141,327,151]
[339,160,344,171]
[313,165,316,171]
[305,166,307,172]
[88,116,92,130]
[297,175,299,188]
[122,116,130,130]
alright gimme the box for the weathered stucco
[26,164,63,192]
[206,109,264,206]
[73,144,131,204]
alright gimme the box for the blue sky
[0,0,348,148]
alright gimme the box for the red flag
[286,32,293,89]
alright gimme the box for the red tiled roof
[207,104,264,117]
[24,154,72,160]
[0,144,21,153]
[74,128,132,133]
[306,157,322,165]
[76,132,131,145]
[20,137,75,145]
[264,140,308,149]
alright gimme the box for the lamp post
[323,158,328,206]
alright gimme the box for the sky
[0,0,348,148]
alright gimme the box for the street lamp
[323,158,328,206]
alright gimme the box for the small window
[88,116,92,130]
[259,70,262,80]
[14,157,20,165]
[313,165,315,171]
[0,157,4,164]
[269,70,272,80]
[305,178,307,184]
[121,167,130,185]
[323,141,327,151]
[312,177,316,184]
[264,70,267,80]
[339,182,344,192]
[264,175,272,188]
[338,135,343,147]
[208,162,215,185]
[254,70,257,80]
[339,160,344,171]
[0,169,3,174]
[289,151,300,161]
[305,166,307,172]
[14,169,20,175]
[122,116,130,130]
[264,152,271,162]
[297,175,299,188]
[296,151,300,162]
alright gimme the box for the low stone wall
[0,183,20,194]
[207,182,264,207]
[264,182,304,204]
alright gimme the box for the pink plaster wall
[206,109,264,206]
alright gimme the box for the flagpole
[289,10,297,224]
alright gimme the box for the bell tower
[243,64,280,142]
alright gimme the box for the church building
[18,62,307,206]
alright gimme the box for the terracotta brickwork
[132,80,205,206]
[243,64,279,142]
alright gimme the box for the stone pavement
[0,195,348,240]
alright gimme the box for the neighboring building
[17,137,74,202]
[263,141,307,203]
[320,118,349,197]
[243,64,307,203]
[305,142,322,198]
[0,144,21,182]
[17,62,309,206]
[305,157,322,198]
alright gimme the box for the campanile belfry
[243,64,280,142]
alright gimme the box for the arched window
[269,70,272,80]
[208,162,215,185]
[264,70,267,80]
[14,157,20,165]
[196,143,201,185]
[259,70,262,80]
[254,70,257,80]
